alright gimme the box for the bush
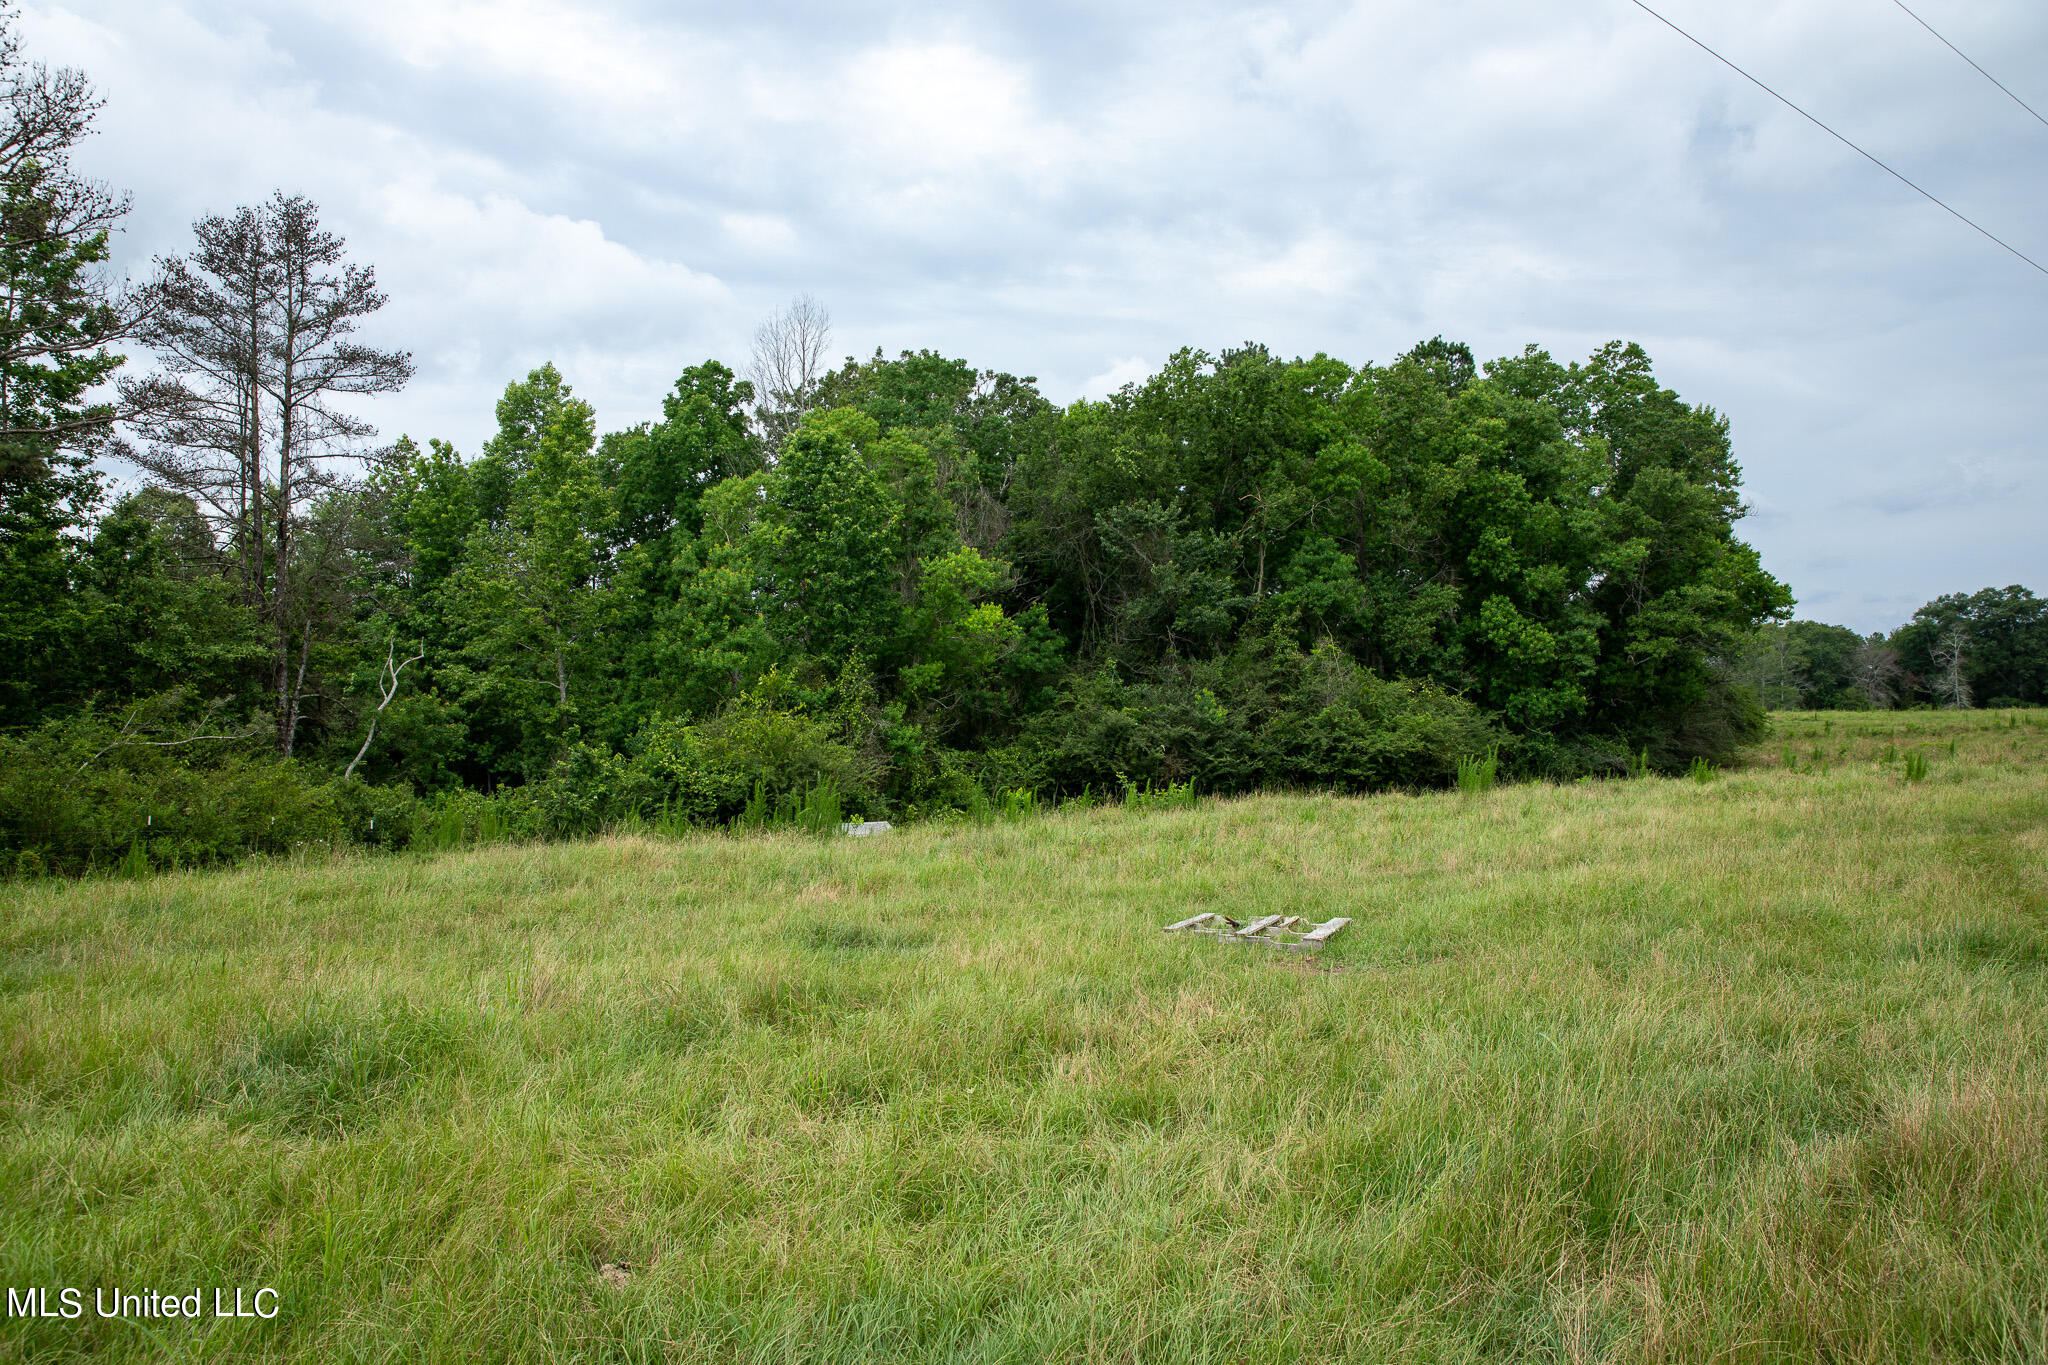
[1641,675,1768,772]
[331,779,424,851]
[409,787,536,852]
[1012,639,1500,797]
[636,693,886,828]
[1013,668,1250,795]
[530,742,659,838]
[1243,644,1498,791]
[0,707,350,876]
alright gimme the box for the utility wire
[1626,0,2048,279]
[1892,0,2048,131]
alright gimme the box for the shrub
[0,708,351,876]
[794,780,844,837]
[1014,640,1499,797]
[530,742,659,838]
[1121,775,1197,810]
[1642,675,1767,771]
[1015,669,1250,796]
[410,787,536,852]
[332,778,423,851]
[638,695,883,826]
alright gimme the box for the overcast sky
[24,0,2048,633]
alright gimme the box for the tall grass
[1455,745,1499,793]
[3,710,2047,1361]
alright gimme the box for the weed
[1456,746,1500,794]
[1120,773,1198,809]
[1904,752,1930,783]
[794,780,843,838]
[1687,756,1717,783]
[736,776,772,833]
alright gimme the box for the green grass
[4,709,2047,1362]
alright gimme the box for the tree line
[0,19,2024,876]
[1739,588,2048,712]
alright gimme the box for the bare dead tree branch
[342,635,424,781]
[1930,625,1972,710]
[747,293,830,451]
[76,695,264,772]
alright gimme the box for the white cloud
[1076,356,1154,401]
[342,0,677,110]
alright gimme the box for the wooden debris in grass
[1163,913,1351,950]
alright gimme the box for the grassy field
[3,710,2046,1363]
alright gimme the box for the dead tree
[747,293,830,451]
[1930,625,1972,710]
[124,206,273,604]
[1851,636,1902,710]
[122,193,413,754]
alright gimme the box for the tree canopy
[6,13,2042,878]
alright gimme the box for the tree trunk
[272,264,299,754]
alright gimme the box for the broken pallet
[1163,912,1351,950]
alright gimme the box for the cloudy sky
[24,0,2048,633]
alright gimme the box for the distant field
[3,710,2046,1363]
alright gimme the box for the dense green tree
[20,307,1865,865]
[752,408,900,662]
[605,361,757,557]
[0,15,144,729]
[1738,620,1865,709]
[443,367,610,778]
[0,17,134,488]
[1893,587,2048,707]
[1006,339,1786,769]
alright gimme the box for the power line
[1625,0,2048,280]
[1892,1,2048,132]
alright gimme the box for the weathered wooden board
[1163,912,1350,950]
